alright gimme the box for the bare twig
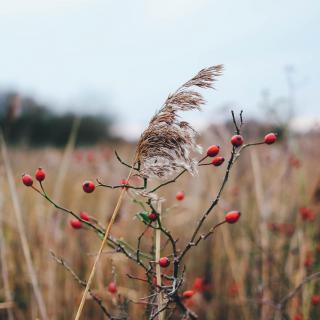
[114,150,139,171]
[50,251,116,319]
[279,271,320,309]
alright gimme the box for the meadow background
[0,1,319,319]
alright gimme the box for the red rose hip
[159,257,170,268]
[22,174,33,187]
[176,191,185,201]
[206,145,220,157]
[264,133,277,144]
[211,156,225,166]
[312,294,320,305]
[231,135,244,147]
[35,167,46,182]
[120,179,129,189]
[148,212,158,221]
[108,281,117,294]
[79,211,90,221]
[70,219,82,229]
[182,290,194,299]
[82,180,95,193]
[225,210,241,223]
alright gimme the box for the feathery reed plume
[136,65,223,180]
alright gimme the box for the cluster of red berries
[70,212,90,230]
[181,277,212,300]
[22,168,46,187]
[206,144,224,166]
[206,132,277,167]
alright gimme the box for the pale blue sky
[0,0,319,137]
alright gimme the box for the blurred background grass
[0,0,319,319]
[1,118,320,319]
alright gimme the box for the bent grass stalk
[46,117,80,315]
[74,153,138,320]
[0,132,48,320]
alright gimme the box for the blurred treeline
[0,91,118,147]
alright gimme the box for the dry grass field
[0,123,319,320]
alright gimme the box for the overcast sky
[0,0,319,138]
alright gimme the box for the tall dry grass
[0,127,319,319]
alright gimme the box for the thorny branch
[31,110,270,319]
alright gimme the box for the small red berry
[193,277,206,292]
[264,133,277,145]
[279,223,295,237]
[299,207,315,221]
[211,156,225,166]
[79,211,90,221]
[35,167,46,182]
[70,219,82,229]
[87,151,95,162]
[231,135,244,147]
[312,294,320,305]
[120,179,129,189]
[108,281,117,294]
[176,191,185,201]
[148,212,158,221]
[225,210,241,224]
[22,174,33,187]
[82,181,95,193]
[158,257,170,268]
[293,315,303,320]
[304,251,313,268]
[206,145,220,157]
[228,282,240,298]
[182,290,194,299]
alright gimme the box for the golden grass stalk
[45,117,80,315]
[74,154,137,320]
[0,168,14,320]
[155,202,164,320]
[0,132,48,320]
[75,66,222,319]
[250,149,270,319]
